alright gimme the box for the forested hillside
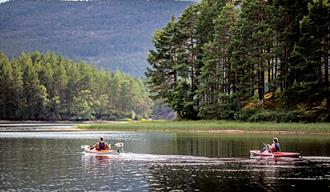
[146,0,330,122]
[0,51,152,120]
[0,0,193,76]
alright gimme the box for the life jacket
[99,142,106,150]
[275,143,281,152]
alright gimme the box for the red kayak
[250,150,300,158]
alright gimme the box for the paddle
[81,145,92,152]
[265,144,276,158]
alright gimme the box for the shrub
[234,109,259,121]
[247,111,276,122]
[247,111,300,122]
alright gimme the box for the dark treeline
[146,0,330,122]
[0,52,152,120]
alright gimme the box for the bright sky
[0,0,9,3]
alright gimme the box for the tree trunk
[259,62,265,105]
[324,32,330,121]
[268,59,271,89]
[1,87,6,120]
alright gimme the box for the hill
[0,0,194,76]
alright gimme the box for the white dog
[114,142,124,148]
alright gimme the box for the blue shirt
[275,143,281,152]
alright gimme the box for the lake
[0,128,329,191]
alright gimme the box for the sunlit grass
[78,120,330,133]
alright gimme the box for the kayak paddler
[89,137,110,150]
[269,137,281,152]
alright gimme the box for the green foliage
[0,0,192,77]
[220,94,240,120]
[246,111,298,123]
[147,0,330,122]
[69,91,95,121]
[234,109,260,122]
[0,52,13,119]
[235,108,328,123]
[0,51,152,120]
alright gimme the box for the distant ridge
[0,0,194,76]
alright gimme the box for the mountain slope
[0,0,194,76]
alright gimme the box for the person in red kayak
[90,137,110,150]
[269,137,281,152]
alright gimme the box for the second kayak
[250,150,301,158]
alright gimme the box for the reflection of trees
[125,133,177,155]
[282,137,330,156]
[175,134,269,157]
[174,134,330,158]
[2,134,330,191]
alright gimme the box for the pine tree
[146,17,182,116]
[10,58,24,119]
[272,0,309,93]
[289,0,330,118]
[0,52,13,119]
[198,2,239,119]
[20,52,49,119]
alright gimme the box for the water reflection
[174,133,330,157]
[1,131,329,157]
[0,131,329,191]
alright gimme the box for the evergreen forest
[0,0,193,77]
[146,0,330,122]
[0,52,151,120]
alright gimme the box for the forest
[0,52,152,120]
[0,0,193,77]
[146,0,330,122]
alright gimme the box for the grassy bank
[78,120,330,134]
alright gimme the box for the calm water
[0,131,329,191]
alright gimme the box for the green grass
[78,120,330,134]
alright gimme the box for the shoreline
[1,128,329,136]
[78,120,330,135]
[190,129,330,135]
[1,120,330,135]
[77,128,330,136]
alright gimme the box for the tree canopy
[0,51,152,120]
[146,0,330,122]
